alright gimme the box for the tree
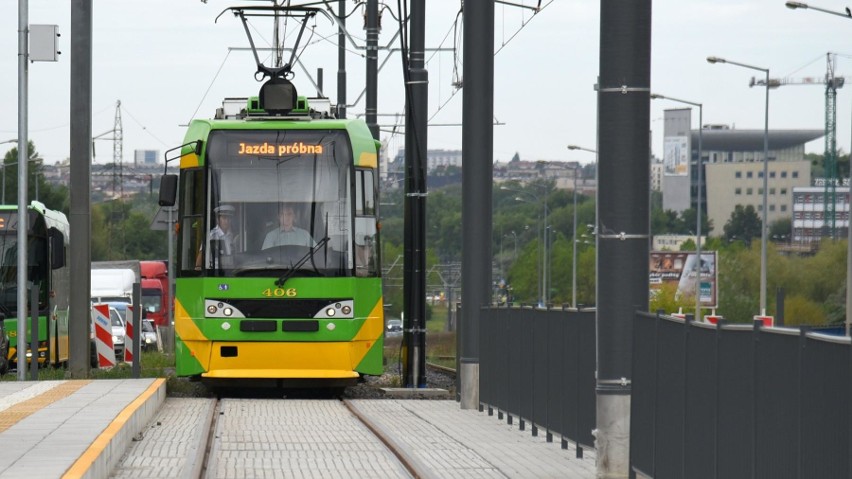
[769,217,791,243]
[678,208,713,236]
[651,208,679,235]
[723,205,761,245]
[650,282,692,316]
[2,141,68,214]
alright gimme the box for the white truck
[91,260,140,304]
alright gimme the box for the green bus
[0,201,69,372]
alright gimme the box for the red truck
[140,260,170,327]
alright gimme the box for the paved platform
[0,381,595,478]
[349,400,596,479]
[0,378,165,479]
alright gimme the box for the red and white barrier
[124,306,134,364]
[91,304,116,368]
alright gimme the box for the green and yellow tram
[160,93,384,386]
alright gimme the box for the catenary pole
[402,0,427,388]
[366,0,379,140]
[69,0,93,378]
[336,0,346,119]
[460,0,493,409]
[596,0,652,476]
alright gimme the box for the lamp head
[707,56,725,64]
[650,93,663,100]
[785,1,807,9]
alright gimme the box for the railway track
[194,396,433,479]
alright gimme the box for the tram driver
[262,203,316,249]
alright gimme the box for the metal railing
[631,311,852,478]
[479,305,596,451]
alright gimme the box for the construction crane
[751,53,844,240]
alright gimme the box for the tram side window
[28,237,48,308]
[180,168,205,275]
[355,169,378,277]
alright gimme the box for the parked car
[140,319,158,352]
[386,318,403,335]
[107,306,126,360]
[106,302,158,353]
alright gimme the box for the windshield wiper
[274,237,330,287]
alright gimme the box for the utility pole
[17,0,29,379]
[113,100,123,198]
[402,0,427,388]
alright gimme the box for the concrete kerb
[63,379,166,479]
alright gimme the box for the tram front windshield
[200,130,353,277]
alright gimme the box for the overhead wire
[121,104,170,148]
[187,49,233,124]
[495,0,553,55]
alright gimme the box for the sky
[1,1,851,168]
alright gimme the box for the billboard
[663,136,689,176]
[649,251,718,308]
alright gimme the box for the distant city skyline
[0,1,848,167]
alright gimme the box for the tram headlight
[326,308,336,317]
[341,305,351,315]
[204,300,246,319]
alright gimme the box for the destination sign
[0,212,19,232]
[236,142,324,156]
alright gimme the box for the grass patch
[0,350,176,381]
[382,329,457,369]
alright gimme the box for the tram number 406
[262,288,298,298]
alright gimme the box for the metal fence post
[651,309,663,477]
[714,318,722,478]
[29,284,39,380]
[752,319,761,479]
[683,314,692,479]
[797,327,807,479]
[849,335,852,479]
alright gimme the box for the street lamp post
[785,1,852,18]
[786,0,852,339]
[708,56,770,316]
[651,93,704,319]
[567,145,598,308]
[501,185,548,307]
[573,171,578,308]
